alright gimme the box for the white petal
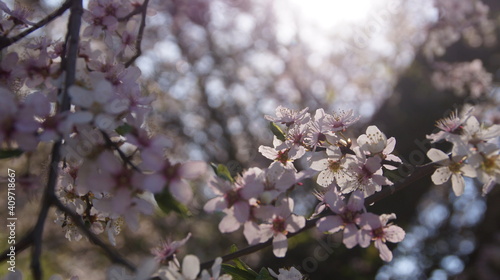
[431,167,452,185]
[451,174,465,196]
[272,233,288,258]
[427,148,449,163]
[182,255,200,279]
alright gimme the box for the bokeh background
[1,0,500,279]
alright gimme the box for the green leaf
[228,245,258,276]
[0,149,23,159]
[269,122,286,142]
[221,264,258,280]
[210,162,234,182]
[154,188,191,217]
[256,268,274,280]
[115,123,134,136]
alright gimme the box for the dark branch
[0,0,72,50]
[124,0,150,68]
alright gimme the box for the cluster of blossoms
[205,106,406,261]
[426,108,500,196]
[0,0,208,247]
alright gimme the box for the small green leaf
[256,268,274,280]
[228,245,258,276]
[154,188,191,217]
[0,149,23,159]
[210,162,234,182]
[221,264,258,280]
[115,123,134,136]
[269,122,286,142]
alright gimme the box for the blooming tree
[0,0,499,280]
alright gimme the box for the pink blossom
[316,190,365,248]
[358,213,405,262]
[253,198,305,257]
[151,233,191,264]
[265,105,310,127]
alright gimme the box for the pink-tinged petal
[233,201,250,223]
[427,148,449,163]
[323,190,344,213]
[25,92,50,116]
[375,239,393,262]
[365,157,382,174]
[258,224,275,242]
[357,229,371,248]
[482,178,496,195]
[259,145,278,160]
[379,213,397,226]
[317,216,343,233]
[359,212,382,230]
[243,221,261,245]
[68,86,94,108]
[343,223,359,249]
[182,255,200,279]
[347,190,365,211]
[286,215,305,233]
[275,170,297,191]
[219,213,241,233]
[384,225,405,243]
[240,178,265,200]
[169,179,193,204]
[68,111,93,124]
[309,158,329,171]
[253,205,275,221]
[203,197,227,213]
[383,137,396,154]
[460,164,477,178]
[142,173,167,193]
[98,151,122,174]
[431,167,452,185]
[317,169,335,188]
[272,233,288,258]
[179,161,207,179]
[451,174,465,196]
[372,174,392,186]
[289,145,306,160]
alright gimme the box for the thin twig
[200,161,438,270]
[124,0,150,68]
[101,130,141,172]
[0,0,72,50]
[53,199,136,271]
[29,1,83,279]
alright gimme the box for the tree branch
[124,0,150,68]
[199,161,438,270]
[0,0,72,50]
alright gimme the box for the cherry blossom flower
[68,73,130,131]
[309,146,354,187]
[0,52,23,88]
[265,105,310,127]
[358,213,405,262]
[158,255,231,280]
[259,137,305,170]
[426,108,472,143]
[468,143,500,195]
[321,109,360,133]
[427,148,476,196]
[0,88,40,151]
[316,190,365,248]
[143,159,207,204]
[152,233,192,264]
[205,168,264,232]
[253,198,305,257]
[357,125,388,154]
[268,267,303,280]
[342,149,392,196]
